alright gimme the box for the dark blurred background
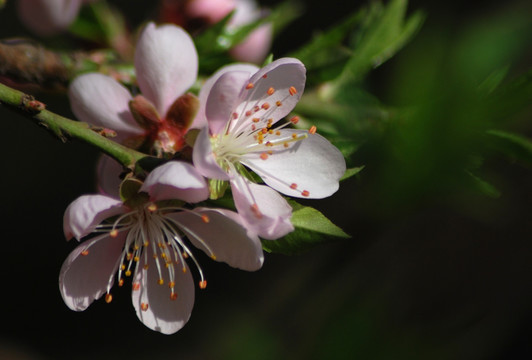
[2,0,532,359]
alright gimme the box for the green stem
[0,82,149,170]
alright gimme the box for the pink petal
[241,130,346,198]
[192,127,231,180]
[18,0,81,36]
[131,246,194,334]
[192,63,259,130]
[231,176,294,240]
[59,232,125,311]
[205,70,253,135]
[96,154,123,198]
[135,23,198,116]
[69,73,144,142]
[237,58,306,127]
[186,0,235,23]
[63,194,126,241]
[230,23,272,64]
[140,161,209,203]
[169,208,264,271]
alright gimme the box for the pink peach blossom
[192,58,346,239]
[60,161,263,334]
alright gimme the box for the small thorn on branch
[91,126,117,138]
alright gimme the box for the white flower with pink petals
[18,0,94,36]
[68,22,199,194]
[192,58,346,239]
[60,161,263,334]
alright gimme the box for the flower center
[95,202,214,308]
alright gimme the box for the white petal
[135,23,198,116]
[140,161,209,203]
[192,127,231,180]
[59,232,125,311]
[241,130,346,198]
[131,246,195,334]
[18,0,81,36]
[69,73,144,142]
[205,70,253,135]
[235,58,306,127]
[96,154,123,198]
[231,176,294,240]
[169,208,264,271]
[230,23,272,64]
[63,194,126,241]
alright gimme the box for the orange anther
[252,117,260,123]
[81,249,89,256]
[141,303,149,311]
[170,293,178,300]
[253,105,260,112]
[168,281,175,288]
[266,141,273,147]
[260,153,269,160]
[267,87,275,95]
[133,282,141,291]
[105,293,113,303]
[199,280,208,289]
[289,86,298,96]
[245,110,252,117]
[201,214,210,223]
[290,116,300,124]
[232,112,238,119]
[276,131,281,136]
[284,142,289,148]
[246,83,254,90]
[292,133,297,139]
[261,102,270,110]
[110,229,118,238]
[302,190,310,197]
[276,101,282,107]
[290,183,298,189]
[118,279,124,287]
[262,74,268,78]
[309,126,317,134]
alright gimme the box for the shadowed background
[1,0,532,359]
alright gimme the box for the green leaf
[465,170,501,198]
[262,202,350,255]
[486,129,532,165]
[341,166,365,181]
[334,0,425,87]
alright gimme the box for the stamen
[290,116,300,124]
[81,250,89,256]
[199,280,208,289]
[170,293,178,300]
[141,303,149,311]
[158,279,164,285]
[267,87,275,95]
[261,102,270,110]
[147,203,157,212]
[105,293,113,303]
[245,83,254,90]
[132,282,141,291]
[260,153,269,160]
[302,190,310,197]
[309,126,317,134]
[118,279,124,287]
[289,86,297,96]
[290,183,298,189]
[110,229,118,238]
[201,214,210,223]
[276,101,282,107]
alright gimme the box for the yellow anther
[134,256,140,262]
[110,229,118,238]
[168,281,175,288]
[276,101,282,107]
[121,264,126,271]
[125,270,132,277]
[292,133,297,139]
[211,254,217,260]
[284,142,289,148]
[105,293,113,303]
[118,278,124,287]
[158,279,164,285]
[147,203,157,212]
[252,117,260,123]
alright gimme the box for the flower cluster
[60,22,346,334]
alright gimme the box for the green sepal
[120,178,148,208]
[341,166,365,181]
[261,201,350,255]
[209,179,229,200]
